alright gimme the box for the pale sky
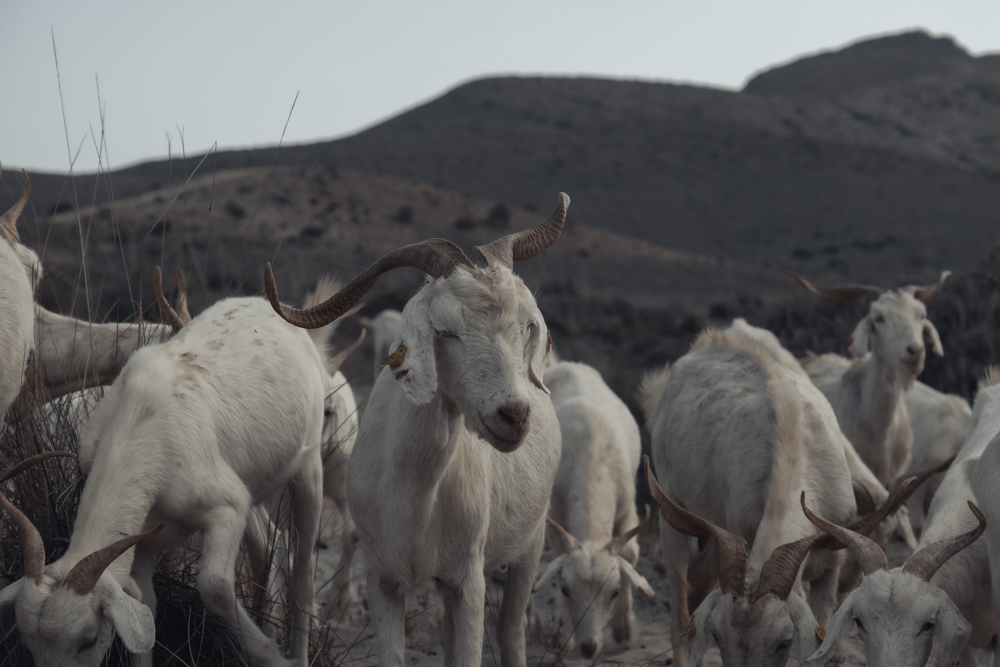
[4,1,1000,173]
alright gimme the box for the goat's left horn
[329,328,366,375]
[266,238,475,330]
[787,271,883,303]
[902,501,986,582]
[474,193,569,269]
[910,270,951,303]
[154,266,186,333]
[63,524,165,595]
[0,451,76,483]
[801,491,887,576]
[605,504,652,556]
[0,166,31,246]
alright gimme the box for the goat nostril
[581,641,598,658]
[907,344,924,358]
[497,402,530,428]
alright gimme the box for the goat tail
[636,364,671,423]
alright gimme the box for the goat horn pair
[153,265,192,332]
[0,452,78,584]
[605,504,653,555]
[266,194,570,329]
[787,271,884,303]
[0,164,31,247]
[644,456,749,598]
[328,328,366,375]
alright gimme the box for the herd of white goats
[0,168,998,667]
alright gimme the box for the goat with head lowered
[265,194,569,667]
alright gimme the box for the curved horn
[909,270,951,303]
[891,455,955,497]
[787,271,883,304]
[902,501,986,582]
[154,266,185,333]
[474,193,569,269]
[328,328,367,375]
[265,238,475,330]
[0,490,46,584]
[63,524,165,595]
[174,269,191,325]
[546,516,582,552]
[644,456,748,598]
[605,505,652,556]
[0,166,31,246]
[0,451,76,483]
[801,491,888,575]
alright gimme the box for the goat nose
[497,401,530,429]
[581,641,598,658]
[907,343,924,358]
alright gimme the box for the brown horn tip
[154,266,185,333]
[63,523,165,595]
[474,192,570,269]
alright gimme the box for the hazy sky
[4,1,1000,173]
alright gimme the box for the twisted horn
[154,266,185,333]
[0,451,76,483]
[787,271,884,303]
[0,165,31,246]
[63,524,165,595]
[909,270,951,303]
[644,456,748,598]
[328,328,367,375]
[546,516,582,552]
[902,501,986,582]
[265,238,475,330]
[801,492,888,576]
[474,193,569,269]
[605,505,652,556]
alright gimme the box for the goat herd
[0,169,997,667]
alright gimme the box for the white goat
[359,308,401,382]
[639,328,859,667]
[534,360,653,658]
[808,369,1000,667]
[791,272,948,489]
[0,293,329,667]
[265,194,570,667]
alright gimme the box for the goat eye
[610,590,619,600]
[776,638,792,652]
[79,636,98,652]
[920,621,935,634]
[874,314,885,324]
[323,408,333,418]
[561,586,570,598]
[855,617,865,632]
[435,329,459,341]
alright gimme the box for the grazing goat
[534,361,653,658]
[791,272,948,488]
[264,194,570,667]
[359,308,401,382]
[639,328,860,667]
[0,292,330,666]
[809,369,1000,666]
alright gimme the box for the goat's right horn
[328,328,366,375]
[644,456,748,598]
[910,270,951,303]
[605,505,653,556]
[802,492,888,575]
[0,165,31,247]
[902,501,986,582]
[787,271,883,303]
[63,524,165,595]
[174,269,191,325]
[154,266,186,333]
[546,516,582,552]
[265,238,475,330]
[474,193,569,269]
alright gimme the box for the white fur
[0,296,328,667]
[361,308,401,383]
[347,264,561,667]
[0,236,37,427]
[535,361,652,658]
[644,329,857,667]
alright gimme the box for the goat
[809,368,1000,666]
[638,327,916,667]
[533,360,653,657]
[264,194,570,667]
[791,272,948,489]
[359,309,401,382]
[0,290,330,666]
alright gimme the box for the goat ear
[393,299,437,406]
[927,594,971,667]
[848,317,873,357]
[686,589,720,667]
[787,592,820,665]
[617,558,654,598]
[0,579,23,615]
[105,586,155,654]
[923,320,944,357]
[532,555,565,593]
[807,594,853,662]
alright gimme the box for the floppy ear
[0,579,23,615]
[848,316,873,357]
[787,592,821,665]
[923,320,944,357]
[393,298,437,406]
[686,589,721,667]
[927,595,971,667]
[105,586,156,653]
[532,555,565,593]
[808,593,854,662]
[617,557,654,598]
